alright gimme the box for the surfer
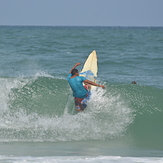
[67,63,105,112]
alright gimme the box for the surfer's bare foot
[76,109,83,112]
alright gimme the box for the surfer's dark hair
[71,69,78,75]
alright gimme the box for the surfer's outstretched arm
[84,80,105,89]
[69,63,81,73]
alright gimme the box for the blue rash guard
[67,74,88,98]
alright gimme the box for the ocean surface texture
[0,26,163,163]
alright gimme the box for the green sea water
[0,26,163,162]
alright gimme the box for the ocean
[0,26,163,163]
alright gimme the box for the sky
[0,0,163,26]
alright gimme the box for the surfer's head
[71,69,79,76]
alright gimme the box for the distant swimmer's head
[132,81,137,84]
[71,69,79,76]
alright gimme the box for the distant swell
[0,75,163,145]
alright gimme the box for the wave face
[109,84,163,147]
[0,74,163,146]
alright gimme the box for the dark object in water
[132,81,137,84]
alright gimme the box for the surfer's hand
[75,63,81,66]
[100,85,105,89]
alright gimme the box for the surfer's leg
[74,97,85,111]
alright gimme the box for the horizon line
[0,25,163,28]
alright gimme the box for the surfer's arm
[69,63,81,73]
[84,80,105,89]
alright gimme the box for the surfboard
[80,50,98,89]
